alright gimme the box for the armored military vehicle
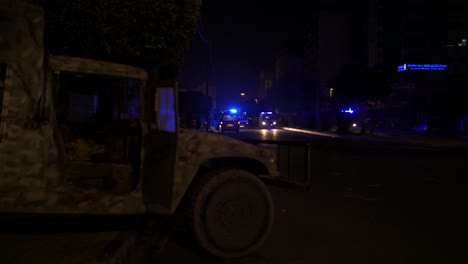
[0,1,278,258]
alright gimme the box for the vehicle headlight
[273,121,276,125]
[262,122,266,125]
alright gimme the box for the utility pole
[196,16,213,129]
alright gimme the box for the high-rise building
[389,0,468,132]
[274,54,303,114]
[258,71,274,103]
[303,1,368,129]
[305,0,468,132]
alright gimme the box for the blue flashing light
[340,108,354,114]
[229,108,238,114]
[398,63,447,72]
[267,112,273,114]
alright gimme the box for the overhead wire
[198,17,209,40]
[196,21,209,43]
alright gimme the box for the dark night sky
[179,0,312,109]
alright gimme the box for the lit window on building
[329,88,334,98]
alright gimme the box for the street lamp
[240,92,246,96]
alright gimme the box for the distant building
[447,0,468,133]
[178,89,213,129]
[195,82,217,110]
[304,0,468,133]
[272,54,309,126]
[387,0,468,133]
[304,1,368,129]
[258,70,274,105]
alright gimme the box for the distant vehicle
[218,109,240,133]
[239,118,249,128]
[239,111,249,128]
[259,111,276,130]
[336,107,356,133]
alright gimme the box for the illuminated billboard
[398,64,447,72]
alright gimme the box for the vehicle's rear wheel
[187,169,274,258]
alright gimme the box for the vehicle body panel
[0,2,279,216]
[218,113,240,132]
[170,128,278,212]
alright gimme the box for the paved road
[223,127,468,151]
[152,129,468,263]
[4,183,466,264]
[2,128,467,263]
[0,232,123,264]
[151,128,468,263]
[151,183,468,264]
[222,128,324,142]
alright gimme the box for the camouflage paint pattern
[171,128,278,212]
[0,1,62,211]
[0,2,146,215]
[0,1,278,216]
[48,55,148,81]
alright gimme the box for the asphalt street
[151,182,468,264]
[153,128,468,264]
[222,128,323,142]
[2,128,467,264]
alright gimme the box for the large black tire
[187,169,274,258]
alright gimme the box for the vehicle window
[260,114,274,120]
[54,72,141,163]
[56,75,140,123]
[222,114,238,121]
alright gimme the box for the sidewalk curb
[283,127,338,138]
[283,127,468,149]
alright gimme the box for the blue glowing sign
[398,64,447,72]
[340,108,354,114]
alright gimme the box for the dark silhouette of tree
[334,64,390,106]
[40,0,202,79]
[241,98,264,117]
[334,64,390,133]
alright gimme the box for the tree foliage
[334,64,390,106]
[241,98,265,117]
[40,0,202,78]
